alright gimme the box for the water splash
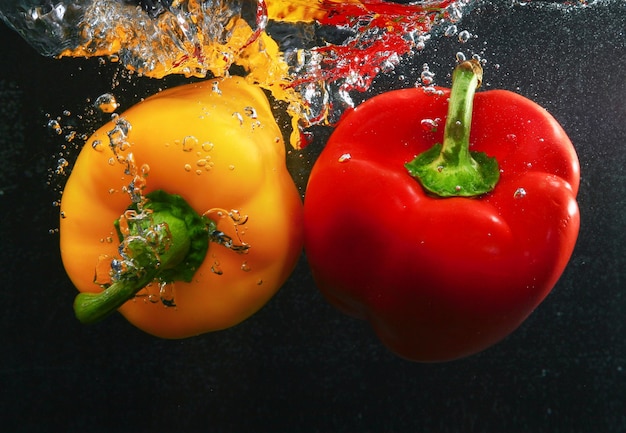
[1,0,601,145]
[0,0,471,144]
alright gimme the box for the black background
[1,1,625,432]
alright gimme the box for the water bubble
[211,260,223,275]
[420,118,440,132]
[421,71,435,85]
[107,118,132,150]
[211,81,222,95]
[445,25,458,37]
[91,140,104,152]
[229,210,248,225]
[419,64,435,86]
[48,119,62,135]
[94,93,119,113]
[232,112,244,126]
[202,142,214,152]
[244,106,257,119]
[456,52,467,63]
[241,261,251,272]
[514,188,527,199]
[65,130,77,142]
[448,4,464,22]
[458,30,472,43]
[55,158,69,175]
[184,164,192,172]
[338,153,351,163]
[159,281,177,307]
[182,135,198,152]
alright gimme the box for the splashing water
[0,0,474,143]
[0,0,602,145]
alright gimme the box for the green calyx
[73,190,213,325]
[405,60,500,197]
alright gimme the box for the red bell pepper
[303,60,580,362]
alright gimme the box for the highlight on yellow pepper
[59,76,303,338]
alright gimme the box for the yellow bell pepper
[60,76,303,338]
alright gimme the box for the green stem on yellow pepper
[405,59,500,197]
[73,190,211,324]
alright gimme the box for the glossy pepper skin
[60,76,303,338]
[303,63,580,362]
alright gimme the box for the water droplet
[211,81,222,95]
[48,119,62,135]
[159,281,177,307]
[182,135,198,152]
[338,153,351,163]
[444,25,458,37]
[514,188,527,199]
[65,130,77,142]
[229,209,248,225]
[448,4,463,22]
[107,117,132,150]
[244,106,257,119]
[91,139,104,152]
[232,112,244,126]
[420,118,440,132]
[420,64,435,86]
[202,141,214,152]
[455,185,462,192]
[458,30,471,43]
[241,261,251,272]
[211,260,223,275]
[184,164,192,172]
[228,164,235,170]
[94,93,119,113]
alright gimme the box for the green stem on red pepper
[405,59,500,197]
[73,190,212,324]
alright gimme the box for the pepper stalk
[73,190,212,324]
[405,59,500,197]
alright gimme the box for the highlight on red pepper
[303,60,580,362]
[60,76,303,338]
